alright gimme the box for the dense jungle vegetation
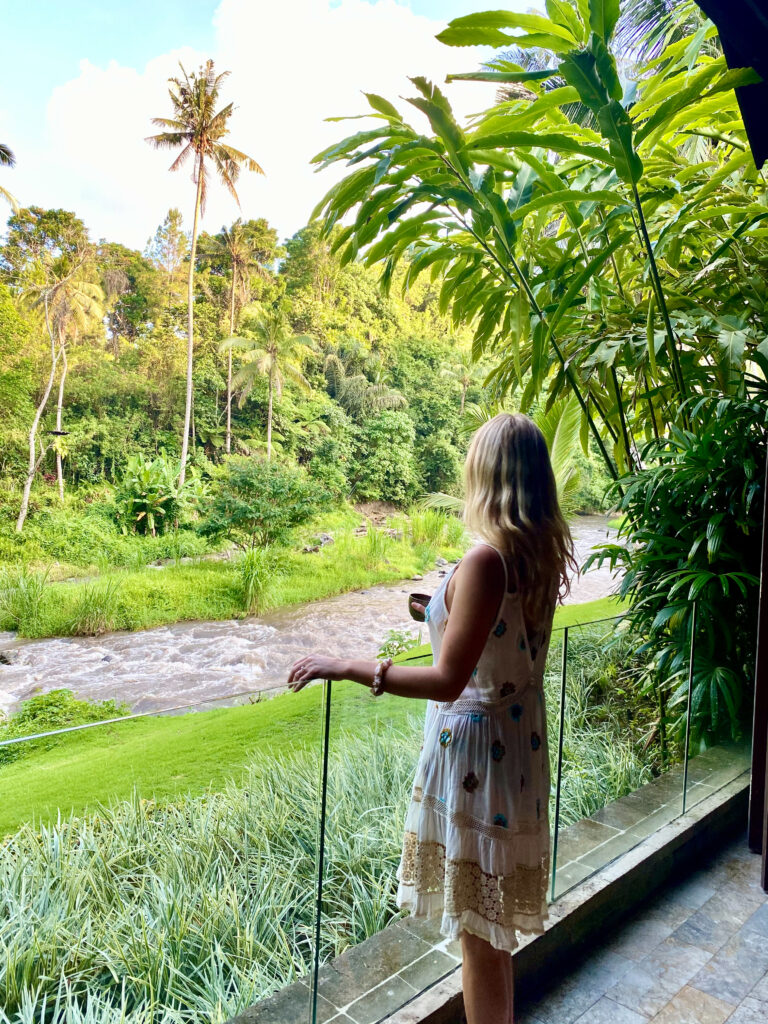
[0,0,766,1018]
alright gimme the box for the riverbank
[0,508,466,641]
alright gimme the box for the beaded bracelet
[371,657,393,696]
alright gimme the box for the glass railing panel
[548,614,685,900]
[681,603,754,815]
[0,682,324,1024]
[310,660,446,1024]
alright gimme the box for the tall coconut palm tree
[0,143,19,211]
[146,59,263,485]
[224,306,313,459]
[199,220,265,453]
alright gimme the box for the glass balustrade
[0,683,324,1024]
[2,596,755,1024]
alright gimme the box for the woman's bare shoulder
[454,544,506,586]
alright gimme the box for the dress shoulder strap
[478,541,511,633]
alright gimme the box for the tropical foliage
[589,390,766,747]
[309,0,767,743]
[311,2,765,483]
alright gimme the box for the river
[0,515,619,715]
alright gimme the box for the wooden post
[748,447,768,891]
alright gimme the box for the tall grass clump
[65,577,122,636]
[408,509,447,548]
[238,547,286,614]
[363,527,391,568]
[0,565,50,633]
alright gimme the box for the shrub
[589,392,766,747]
[0,689,129,766]
[114,453,206,536]
[201,457,324,550]
[378,628,421,659]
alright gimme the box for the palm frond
[416,491,466,514]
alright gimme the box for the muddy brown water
[0,516,620,716]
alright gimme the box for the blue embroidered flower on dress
[531,731,541,750]
[491,740,505,761]
[463,771,479,792]
[439,728,452,747]
[494,619,507,637]
[509,703,523,721]
[470,712,485,724]
[493,814,508,828]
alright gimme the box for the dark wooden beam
[748,447,768,884]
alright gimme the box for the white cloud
[16,0,514,249]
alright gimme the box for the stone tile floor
[517,827,768,1024]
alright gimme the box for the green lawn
[0,595,626,836]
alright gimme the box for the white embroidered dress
[396,544,556,952]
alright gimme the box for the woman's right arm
[343,545,505,702]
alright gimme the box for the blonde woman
[288,413,576,1024]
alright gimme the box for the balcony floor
[518,826,768,1024]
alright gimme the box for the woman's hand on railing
[288,655,345,692]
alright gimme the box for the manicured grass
[0,596,625,835]
[0,681,420,837]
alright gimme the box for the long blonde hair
[463,412,577,625]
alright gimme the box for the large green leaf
[597,101,643,184]
[364,93,402,120]
[546,0,586,43]
[468,127,611,165]
[588,0,620,43]
[437,10,577,48]
[446,68,556,84]
[589,33,622,101]
[558,51,608,113]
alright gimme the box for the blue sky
[0,0,516,247]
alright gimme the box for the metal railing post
[550,626,569,902]
[682,602,697,815]
[309,679,333,1024]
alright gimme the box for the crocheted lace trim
[400,831,549,924]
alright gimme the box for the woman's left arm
[287,546,505,702]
